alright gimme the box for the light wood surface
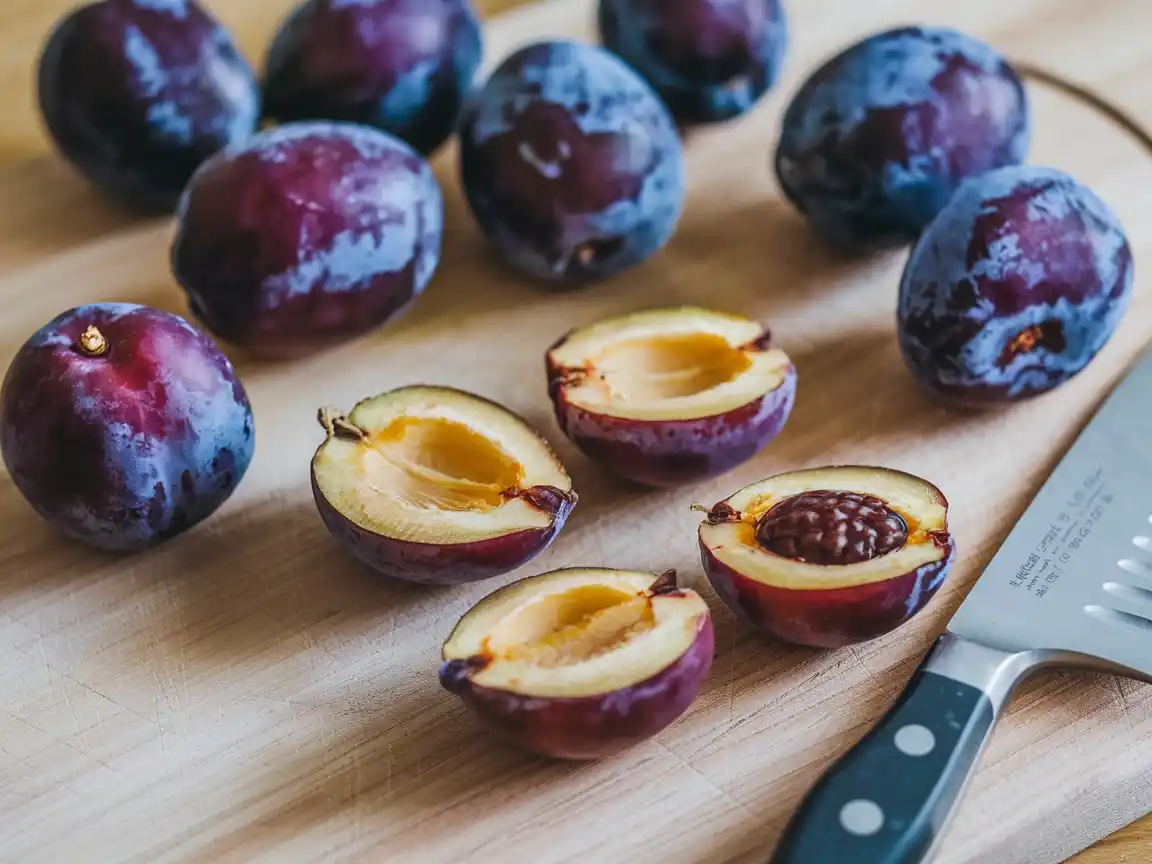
[0,0,1150,861]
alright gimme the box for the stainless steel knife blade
[770,347,1152,864]
[948,347,1152,677]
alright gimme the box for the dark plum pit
[755,490,908,566]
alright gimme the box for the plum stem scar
[76,325,108,357]
[1014,61,1152,156]
[317,407,365,441]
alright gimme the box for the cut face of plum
[311,386,576,585]
[440,568,714,758]
[548,306,796,485]
[699,466,954,648]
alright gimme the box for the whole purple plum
[0,304,255,551]
[37,0,259,212]
[774,26,1030,252]
[898,165,1133,405]
[171,122,443,358]
[598,0,787,125]
[459,40,686,284]
[262,0,483,156]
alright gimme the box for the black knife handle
[769,642,1009,864]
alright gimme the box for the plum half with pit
[440,567,714,759]
[547,306,796,486]
[171,122,443,358]
[774,26,1029,251]
[698,466,954,648]
[898,165,1133,406]
[311,386,577,585]
[0,303,255,551]
[459,40,686,284]
[262,0,483,156]
[37,0,259,212]
[598,0,787,125]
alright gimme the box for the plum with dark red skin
[598,0,787,125]
[459,39,686,284]
[262,0,483,156]
[774,26,1030,251]
[440,568,714,759]
[37,0,259,212]
[0,303,255,552]
[171,122,443,359]
[898,165,1133,406]
[698,467,954,649]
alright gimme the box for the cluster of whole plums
[0,0,1134,760]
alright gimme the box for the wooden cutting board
[1,0,1151,862]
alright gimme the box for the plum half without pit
[0,304,255,551]
[547,307,796,486]
[440,568,714,759]
[698,466,954,648]
[172,122,443,359]
[311,386,577,585]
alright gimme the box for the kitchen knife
[769,346,1152,864]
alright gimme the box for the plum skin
[440,613,714,759]
[598,0,788,125]
[898,166,1134,406]
[263,0,483,156]
[171,122,444,358]
[700,538,955,649]
[311,476,577,586]
[548,368,797,487]
[459,39,686,284]
[37,0,259,212]
[774,26,1029,252]
[0,303,255,552]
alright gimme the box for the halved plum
[311,386,577,585]
[698,466,954,648]
[547,307,796,486]
[440,567,714,759]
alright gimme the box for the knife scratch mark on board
[1110,674,1135,732]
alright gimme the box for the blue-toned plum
[0,304,255,551]
[898,165,1133,405]
[262,0,483,156]
[171,122,443,358]
[774,26,1030,252]
[37,0,259,212]
[459,40,686,284]
[598,0,787,125]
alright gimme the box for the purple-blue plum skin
[263,0,483,156]
[171,122,444,358]
[37,0,259,212]
[459,40,686,284]
[598,0,787,125]
[898,166,1133,405]
[0,304,255,552]
[775,26,1030,252]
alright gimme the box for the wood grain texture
[0,0,1150,862]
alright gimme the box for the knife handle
[768,636,1026,864]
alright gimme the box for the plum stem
[1014,61,1152,156]
[76,325,108,357]
[317,407,365,441]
